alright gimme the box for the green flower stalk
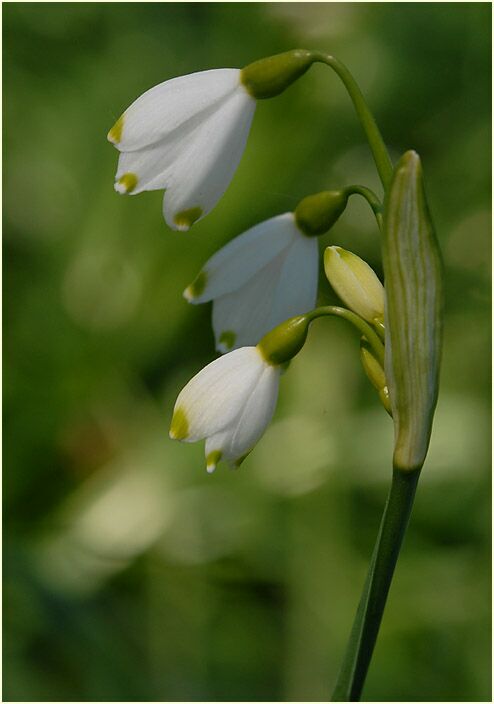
[332,151,443,701]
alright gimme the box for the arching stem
[307,306,385,366]
[312,52,394,191]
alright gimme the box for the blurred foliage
[3,3,491,702]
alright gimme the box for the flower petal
[111,69,242,152]
[184,213,298,303]
[204,433,229,473]
[266,232,319,330]
[114,136,184,194]
[218,364,280,463]
[163,88,256,230]
[212,231,318,351]
[170,347,264,442]
[212,261,285,352]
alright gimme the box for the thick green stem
[313,52,393,191]
[331,468,421,701]
[308,306,385,366]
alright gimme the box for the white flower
[169,346,280,472]
[183,213,319,352]
[108,69,256,231]
[324,246,385,324]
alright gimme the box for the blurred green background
[3,3,491,702]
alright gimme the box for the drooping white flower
[108,69,256,231]
[169,346,280,472]
[183,213,319,352]
[324,246,385,324]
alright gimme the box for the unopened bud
[360,339,392,415]
[295,190,349,237]
[241,49,315,100]
[324,246,384,324]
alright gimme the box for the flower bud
[240,49,315,100]
[324,246,384,324]
[257,315,310,366]
[360,338,392,415]
[295,190,349,237]
[383,151,443,472]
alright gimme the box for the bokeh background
[4,3,491,702]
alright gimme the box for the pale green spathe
[382,151,443,472]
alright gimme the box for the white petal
[112,69,242,152]
[218,365,280,462]
[114,92,244,196]
[212,259,286,351]
[184,214,298,303]
[114,136,184,194]
[170,347,264,442]
[204,430,231,472]
[163,88,256,230]
[266,233,319,330]
[212,232,319,351]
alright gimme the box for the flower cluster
[108,51,388,472]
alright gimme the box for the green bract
[382,151,443,472]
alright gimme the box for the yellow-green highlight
[169,407,189,440]
[108,114,124,144]
[185,270,208,300]
[117,172,138,194]
[174,206,203,231]
[206,449,222,470]
[219,330,236,350]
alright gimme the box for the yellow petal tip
[107,115,124,145]
[115,172,138,194]
[183,271,207,302]
[217,330,236,353]
[169,407,189,440]
[173,206,203,231]
[206,450,222,473]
